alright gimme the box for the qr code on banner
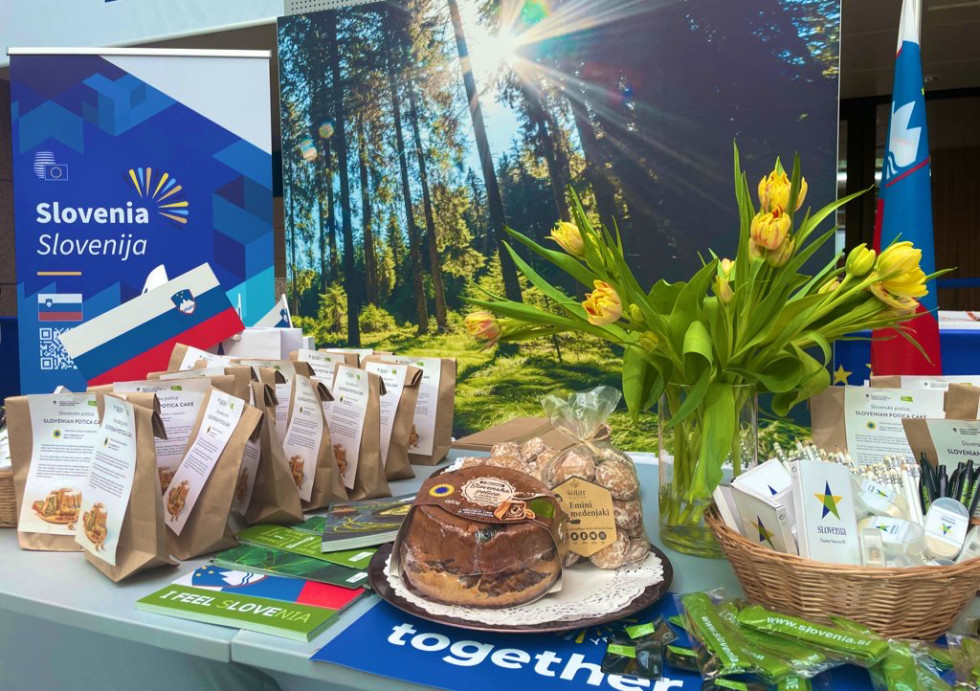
[39,327,77,371]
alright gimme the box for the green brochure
[235,524,377,569]
[136,584,335,642]
[212,544,370,590]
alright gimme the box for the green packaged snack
[681,593,793,681]
[601,637,663,679]
[700,679,768,691]
[776,676,812,691]
[736,604,889,666]
[739,627,828,669]
[669,614,688,631]
[877,643,951,691]
[665,645,700,672]
[946,634,980,688]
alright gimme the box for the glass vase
[658,382,758,558]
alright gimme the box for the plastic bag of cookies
[540,386,650,569]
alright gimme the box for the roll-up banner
[9,48,275,393]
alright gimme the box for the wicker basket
[706,507,980,640]
[0,469,16,528]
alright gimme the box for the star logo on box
[942,522,953,536]
[814,481,843,520]
[756,517,776,549]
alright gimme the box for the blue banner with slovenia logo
[9,49,274,393]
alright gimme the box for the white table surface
[4,451,975,691]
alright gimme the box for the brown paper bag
[945,384,980,420]
[412,358,455,465]
[7,393,92,551]
[165,390,263,560]
[146,366,254,401]
[870,376,902,388]
[807,386,846,452]
[344,370,391,501]
[84,394,178,581]
[317,350,359,367]
[902,418,939,467]
[244,381,304,525]
[167,343,229,372]
[361,356,421,481]
[291,376,347,510]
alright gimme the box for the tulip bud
[639,331,660,352]
[758,169,807,212]
[549,221,586,259]
[628,304,645,325]
[464,311,501,343]
[719,258,734,280]
[713,275,734,305]
[750,209,790,251]
[748,239,765,262]
[818,278,840,295]
[582,280,623,326]
[766,238,795,268]
[845,244,876,278]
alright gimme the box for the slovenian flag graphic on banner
[871,0,941,375]
[253,294,292,328]
[178,567,363,612]
[58,264,245,385]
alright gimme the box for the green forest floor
[318,321,809,454]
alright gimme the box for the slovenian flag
[253,294,292,328]
[871,0,941,375]
[37,293,83,322]
[58,264,244,385]
[179,566,363,612]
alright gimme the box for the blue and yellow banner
[9,49,274,392]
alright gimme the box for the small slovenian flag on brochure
[58,264,244,385]
[37,293,84,322]
[178,566,365,612]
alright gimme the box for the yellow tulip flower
[464,311,501,343]
[758,170,807,212]
[766,238,795,268]
[845,244,876,278]
[550,221,586,259]
[750,208,791,251]
[582,280,623,326]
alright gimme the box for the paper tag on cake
[75,397,137,565]
[19,393,101,535]
[296,349,342,380]
[113,378,211,492]
[178,346,230,370]
[326,365,369,490]
[553,478,616,556]
[363,362,407,467]
[844,387,945,464]
[379,355,440,456]
[166,390,244,535]
[234,439,261,514]
[282,375,326,502]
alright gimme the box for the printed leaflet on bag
[18,393,100,535]
[166,390,244,535]
[75,397,137,565]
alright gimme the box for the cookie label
[553,478,616,556]
[461,476,517,507]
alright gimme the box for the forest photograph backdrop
[277,0,841,447]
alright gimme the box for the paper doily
[383,551,665,626]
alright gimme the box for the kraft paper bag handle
[870,376,902,388]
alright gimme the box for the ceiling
[2,0,978,129]
[841,0,980,98]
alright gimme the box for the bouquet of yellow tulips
[466,144,941,557]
